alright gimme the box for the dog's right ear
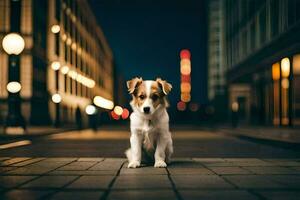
[126,77,143,94]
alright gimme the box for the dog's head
[127,77,172,116]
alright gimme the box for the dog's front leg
[154,134,168,168]
[128,132,143,168]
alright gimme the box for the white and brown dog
[125,77,173,168]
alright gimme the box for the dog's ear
[156,78,172,95]
[127,77,143,94]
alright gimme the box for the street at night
[1,0,300,199]
[0,127,300,199]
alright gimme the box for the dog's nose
[143,107,150,114]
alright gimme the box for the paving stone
[168,167,214,175]
[0,189,51,200]
[5,167,54,175]
[67,175,114,189]
[21,175,78,189]
[257,190,300,200]
[107,190,176,200]
[243,166,300,175]
[0,167,18,173]
[89,159,124,170]
[120,167,167,175]
[168,160,204,168]
[44,158,78,162]
[224,158,274,166]
[194,159,236,167]
[172,175,234,189]
[11,158,45,167]
[113,175,172,189]
[58,161,97,170]
[208,166,253,175]
[0,176,36,188]
[50,191,103,200]
[77,157,104,162]
[49,170,117,176]
[27,160,72,168]
[0,158,32,166]
[179,190,259,200]
[224,175,286,189]
[266,175,300,188]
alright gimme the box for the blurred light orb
[181,74,191,82]
[93,96,114,110]
[7,81,21,93]
[180,49,191,59]
[180,64,191,75]
[114,106,123,116]
[272,62,280,81]
[189,103,199,112]
[281,57,290,78]
[181,82,191,93]
[293,54,300,75]
[2,33,25,55]
[281,78,289,89]
[121,108,130,119]
[60,65,69,74]
[177,101,186,111]
[181,93,191,102]
[52,93,62,104]
[85,105,96,115]
[51,61,60,71]
[231,102,239,112]
[111,111,120,120]
[51,24,60,33]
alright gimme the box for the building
[207,0,227,119]
[224,0,300,126]
[0,0,114,127]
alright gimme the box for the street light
[2,33,25,55]
[2,32,26,134]
[51,93,61,127]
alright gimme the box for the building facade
[224,0,300,126]
[0,0,114,126]
[207,0,227,119]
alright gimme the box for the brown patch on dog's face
[133,82,147,107]
[150,81,164,109]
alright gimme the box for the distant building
[207,0,227,120]
[0,0,114,126]
[224,0,300,126]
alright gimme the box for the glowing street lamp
[51,24,60,34]
[6,82,22,93]
[52,93,62,104]
[85,105,97,115]
[3,32,26,134]
[2,33,25,55]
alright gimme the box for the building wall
[0,0,114,126]
[207,0,228,120]
[224,0,300,126]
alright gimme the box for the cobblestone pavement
[1,157,300,200]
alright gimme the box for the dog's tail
[125,148,132,163]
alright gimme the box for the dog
[125,77,173,168]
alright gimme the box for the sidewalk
[0,126,76,140]
[218,126,300,144]
[0,157,300,200]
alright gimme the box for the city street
[0,127,300,200]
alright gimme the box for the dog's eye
[152,94,159,101]
[139,95,145,100]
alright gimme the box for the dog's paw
[128,161,141,168]
[154,160,167,168]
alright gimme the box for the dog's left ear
[156,78,172,95]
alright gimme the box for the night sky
[88,0,208,107]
